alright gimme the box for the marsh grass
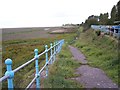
[2,31,78,88]
[2,38,49,88]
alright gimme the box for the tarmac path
[69,45,118,89]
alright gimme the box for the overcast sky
[0,0,119,28]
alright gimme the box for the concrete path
[69,45,118,89]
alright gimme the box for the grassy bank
[73,27,119,85]
[43,44,82,88]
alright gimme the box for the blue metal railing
[0,39,64,89]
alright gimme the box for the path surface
[69,45,118,88]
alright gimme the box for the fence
[0,39,64,89]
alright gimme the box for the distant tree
[99,13,103,24]
[81,22,84,25]
[84,15,99,28]
[99,13,109,25]
[82,0,120,26]
[87,18,99,26]
[76,24,80,26]
[110,5,117,23]
[107,19,113,25]
[116,0,120,21]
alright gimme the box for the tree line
[83,0,120,28]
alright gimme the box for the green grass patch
[43,44,82,88]
[73,28,119,85]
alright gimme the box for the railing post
[55,41,58,54]
[34,49,40,89]
[5,58,14,89]
[58,41,61,53]
[53,42,56,62]
[59,41,61,53]
[61,40,63,50]
[45,45,48,77]
[50,43,53,64]
[57,41,59,53]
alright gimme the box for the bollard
[50,43,53,64]
[34,49,40,88]
[5,58,14,89]
[45,45,48,77]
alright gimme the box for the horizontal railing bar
[38,53,55,74]
[13,57,36,73]
[13,47,54,73]
[14,50,47,73]
[39,63,47,75]
[0,75,9,83]
[0,39,64,87]
[38,50,46,57]
[38,41,61,56]
[26,63,48,89]
[26,52,55,89]
[13,41,62,73]
[52,41,60,47]
[26,62,48,89]
[48,53,55,63]
[46,41,60,52]
[26,75,37,89]
[47,48,51,52]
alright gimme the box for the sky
[0,0,119,28]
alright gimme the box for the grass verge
[73,28,119,85]
[43,44,82,88]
